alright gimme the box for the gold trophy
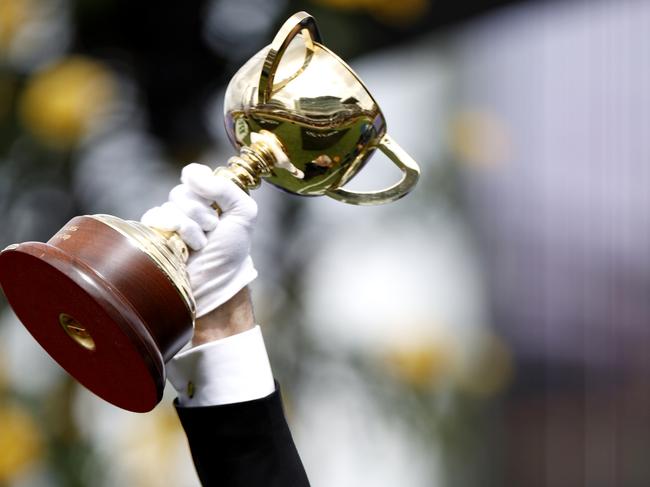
[0,12,420,412]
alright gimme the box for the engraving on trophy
[53,224,80,241]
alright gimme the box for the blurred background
[0,0,648,485]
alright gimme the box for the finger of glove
[141,204,207,250]
[161,202,208,250]
[169,184,219,232]
[153,202,207,250]
[141,205,182,232]
[181,163,257,220]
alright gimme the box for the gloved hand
[141,163,258,318]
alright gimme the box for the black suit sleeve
[175,383,310,487]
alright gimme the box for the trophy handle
[326,134,421,205]
[258,11,322,104]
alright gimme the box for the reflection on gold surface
[223,12,419,205]
[225,27,383,197]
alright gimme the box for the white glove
[141,163,258,318]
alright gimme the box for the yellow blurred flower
[0,0,72,69]
[0,0,31,51]
[118,406,193,486]
[384,338,455,389]
[383,327,514,397]
[0,403,43,483]
[450,109,512,168]
[313,0,429,25]
[19,56,116,149]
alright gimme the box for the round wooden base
[0,216,194,412]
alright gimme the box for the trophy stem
[215,129,280,191]
[151,130,283,263]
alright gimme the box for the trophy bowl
[0,12,420,412]
[223,12,419,204]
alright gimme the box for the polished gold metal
[59,313,96,351]
[258,12,322,105]
[223,11,420,203]
[215,129,278,192]
[326,134,421,205]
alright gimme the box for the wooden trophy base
[0,216,194,412]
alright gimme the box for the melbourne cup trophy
[0,12,420,412]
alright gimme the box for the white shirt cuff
[166,325,275,407]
